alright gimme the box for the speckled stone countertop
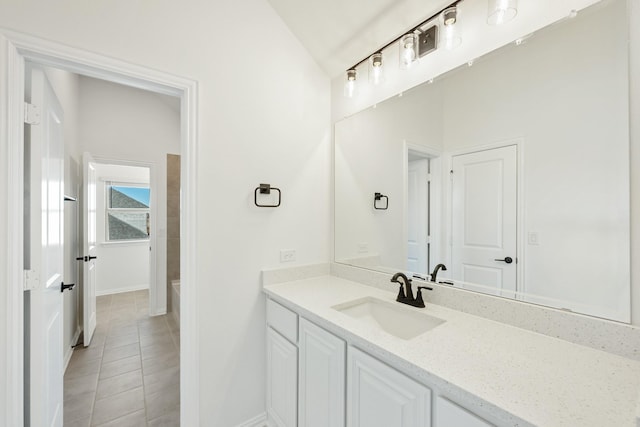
[264,275,640,427]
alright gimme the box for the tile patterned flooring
[64,290,180,426]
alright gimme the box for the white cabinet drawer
[435,396,494,427]
[267,298,298,343]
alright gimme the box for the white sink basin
[332,297,445,340]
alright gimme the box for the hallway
[63,290,180,426]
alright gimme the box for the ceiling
[267,0,452,78]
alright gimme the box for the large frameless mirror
[334,0,631,322]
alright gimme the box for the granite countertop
[264,275,640,427]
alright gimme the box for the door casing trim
[1,29,200,427]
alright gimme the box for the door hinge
[24,102,41,125]
[427,173,432,182]
[426,235,432,244]
[23,269,39,291]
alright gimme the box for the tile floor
[63,290,180,426]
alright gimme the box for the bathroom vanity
[263,271,640,427]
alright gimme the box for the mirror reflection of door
[407,156,430,274]
[451,145,518,298]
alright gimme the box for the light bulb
[368,53,384,85]
[399,33,418,69]
[441,7,462,50]
[488,0,517,25]
[344,69,357,98]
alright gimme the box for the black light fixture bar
[346,0,463,73]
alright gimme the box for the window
[106,184,150,241]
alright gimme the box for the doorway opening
[3,32,198,427]
[404,142,442,280]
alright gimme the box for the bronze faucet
[390,272,432,308]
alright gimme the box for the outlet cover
[280,249,296,263]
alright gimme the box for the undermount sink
[332,297,445,340]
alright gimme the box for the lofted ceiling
[267,0,453,78]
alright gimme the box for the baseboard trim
[63,326,82,373]
[236,412,268,427]
[96,284,149,296]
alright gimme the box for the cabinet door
[435,397,494,427]
[267,327,298,427]
[299,319,346,427]
[348,347,431,427]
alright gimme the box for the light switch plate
[528,232,540,245]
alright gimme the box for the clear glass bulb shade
[487,0,517,25]
[399,33,418,69]
[368,53,384,85]
[344,69,357,98]
[440,7,461,50]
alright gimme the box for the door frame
[402,141,442,277]
[0,29,200,426]
[443,138,526,296]
[90,157,160,314]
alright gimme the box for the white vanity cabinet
[347,346,431,427]
[266,297,491,427]
[266,327,298,427]
[266,299,298,427]
[435,396,494,427]
[298,318,346,427]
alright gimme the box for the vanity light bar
[344,0,520,97]
[345,0,463,76]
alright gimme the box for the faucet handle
[415,286,433,308]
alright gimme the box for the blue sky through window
[114,186,150,207]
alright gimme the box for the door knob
[60,282,75,292]
[494,257,514,264]
[76,256,85,261]
[87,256,97,261]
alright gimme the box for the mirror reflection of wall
[335,0,630,322]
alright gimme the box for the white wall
[0,1,331,425]
[93,163,150,296]
[78,76,180,312]
[43,67,83,366]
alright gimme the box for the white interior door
[407,159,429,274]
[83,153,98,346]
[27,66,65,427]
[451,145,517,297]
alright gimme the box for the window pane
[108,211,149,240]
[110,186,150,208]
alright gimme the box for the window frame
[105,181,151,243]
